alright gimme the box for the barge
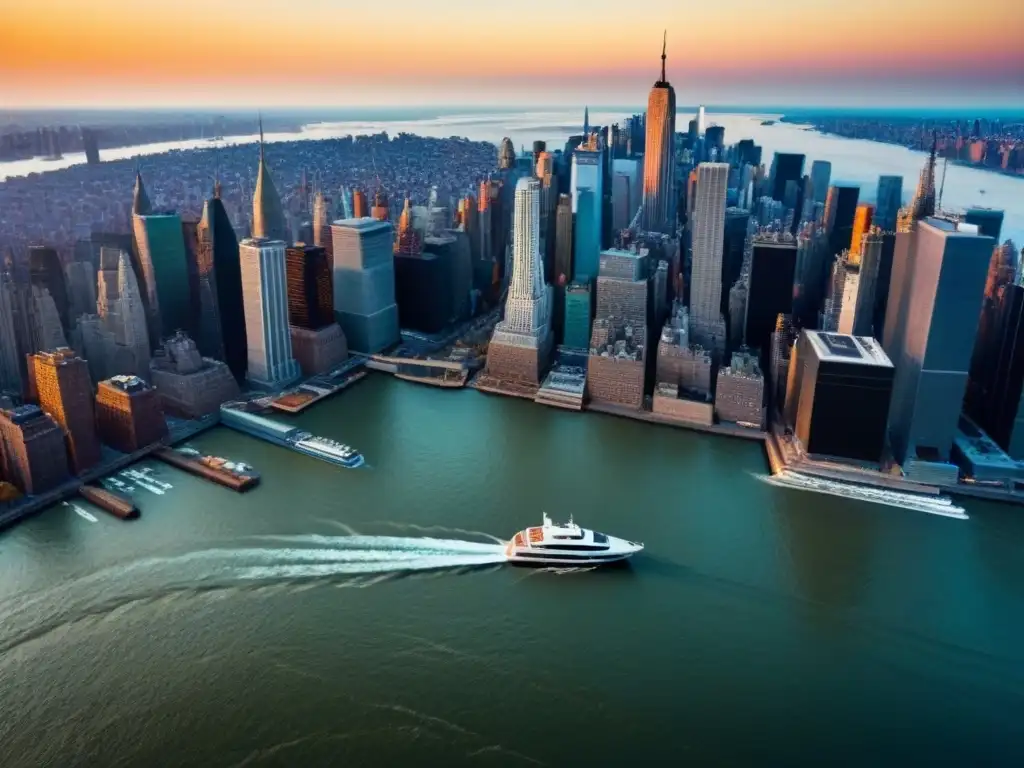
[154,447,260,491]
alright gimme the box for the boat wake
[757,470,968,519]
[0,535,508,661]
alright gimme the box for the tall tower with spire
[583,106,590,136]
[640,32,677,235]
[252,117,289,243]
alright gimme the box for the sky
[1,0,1023,109]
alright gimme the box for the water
[2,376,1023,765]
[3,108,1022,244]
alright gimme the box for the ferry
[505,513,643,566]
[290,432,365,468]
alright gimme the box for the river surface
[1,376,1023,766]
[2,108,1022,244]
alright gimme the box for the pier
[78,485,138,519]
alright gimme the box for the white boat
[291,433,365,468]
[505,513,643,566]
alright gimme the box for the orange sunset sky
[1,0,1022,108]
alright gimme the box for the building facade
[640,35,677,234]
[330,218,400,353]
[31,347,101,473]
[239,237,301,390]
[688,163,730,356]
[95,375,168,453]
[0,405,69,494]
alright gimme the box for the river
[1,376,1022,766]
[2,109,1022,244]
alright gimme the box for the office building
[823,230,883,337]
[848,204,875,263]
[498,137,516,170]
[656,302,713,399]
[193,200,223,361]
[875,175,904,232]
[571,135,604,279]
[371,189,390,222]
[587,248,648,409]
[688,163,730,356]
[486,178,553,384]
[0,405,69,494]
[769,153,805,203]
[639,34,677,234]
[286,245,334,330]
[28,246,70,337]
[95,375,167,453]
[722,208,750,316]
[82,128,100,165]
[351,189,368,219]
[239,237,301,390]
[554,193,574,283]
[312,192,334,258]
[744,233,797,368]
[91,248,151,379]
[149,332,239,418]
[611,158,641,232]
[808,161,832,206]
[0,275,21,394]
[714,349,764,427]
[252,122,289,242]
[964,208,1005,241]
[824,185,860,258]
[872,232,897,340]
[886,218,995,464]
[31,285,67,353]
[31,347,101,473]
[563,282,592,350]
[790,331,894,463]
[330,218,400,353]
[768,314,797,411]
[199,192,247,379]
[133,205,190,345]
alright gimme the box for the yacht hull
[504,551,638,567]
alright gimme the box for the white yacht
[291,433,365,468]
[505,514,643,566]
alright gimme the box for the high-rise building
[875,176,904,232]
[0,405,69,494]
[95,375,167,453]
[688,163,730,356]
[351,189,368,219]
[769,153,805,203]
[587,248,648,409]
[31,285,67,353]
[574,188,600,282]
[252,122,289,243]
[238,237,301,390]
[823,230,884,337]
[848,203,875,263]
[744,234,797,370]
[639,34,677,234]
[312,192,334,259]
[194,199,224,361]
[28,246,70,337]
[31,347,101,473]
[498,138,516,170]
[371,189,390,222]
[790,331,894,463]
[611,158,641,232]
[286,245,335,331]
[554,194,574,283]
[964,207,1005,241]
[92,248,151,379]
[330,218,400,353]
[656,302,713,399]
[133,205,191,345]
[721,208,750,316]
[149,332,239,418]
[809,160,832,206]
[563,282,592,350]
[0,275,23,394]
[823,185,860,258]
[886,218,995,464]
[82,128,100,165]
[486,178,553,384]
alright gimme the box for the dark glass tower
[770,153,805,203]
[209,197,247,382]
[28,246,70,336]
[286,245,334,330]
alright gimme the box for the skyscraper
[554,194,574,283]
[28,246,70,338]
[847,203,875,263]
[132,174,191,347]
[824,185,860,258]
[286,245,335,330]
[611,158,641,232]
[0,275,23,394]
[886,218,995,464]
[194,199,224,361]
[639,33,677,234]
[239,237,301,390]
[745,234,797,370]
[688,163,730,356]
[571,135,604,278]
[875,176,904,232]
[769,153,805,203]
[31,347,101,473]
[809,161,832,206]
[485,178,553,384]
[312,191,334,258]
[330,218,400,353]
[964,207,1005,241]
[252,120,288,243]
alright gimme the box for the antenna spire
[258,112,265,159]
[661,30,667,82]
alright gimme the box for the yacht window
[552,533,584,540]
[593,532,608,544]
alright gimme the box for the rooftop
[331,217,393,233]
[804,330,894,368]
[240,236,286,248]
[106,374,150,392]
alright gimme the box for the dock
[154,448,260,492]
[268,363,367,414]
[78,485,138,519]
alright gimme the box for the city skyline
[2,1,1023,109]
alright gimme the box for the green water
[1,375,1022,766]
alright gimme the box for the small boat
[505,513,643,566]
